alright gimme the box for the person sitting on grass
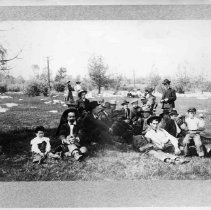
[130,99,142,135]
[76,90,90,116]
[137,116,189,164]
[183,107,206,157]
[58,109,87,161]
[30,126,61,164]
[142,87,156,114]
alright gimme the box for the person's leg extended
[193,134,204,157]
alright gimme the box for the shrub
[7,84,24,92]
[53,82,65,92]
[24,81,49,97]
[0,83,7,94]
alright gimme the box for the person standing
[66,81,75,103]
[160,79,177,112]
[74,81,82,93]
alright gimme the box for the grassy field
[1,92,211,181]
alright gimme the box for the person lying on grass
[58,109,87,161]
[30,126,61,164]
[138,116,189,164]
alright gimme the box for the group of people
[30,79,210,164]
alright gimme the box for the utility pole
[133,70,136,89]
[45,56,51,90]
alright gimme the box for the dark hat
[78,90,87,98]
[162,79,171,84]
[159,109,170,118]
[76,81,81,84]
[67,81,70,83]
[102,102,111,109]
[89,101,100,111]
[62,108,78,119]
[147,115,161,125]
[187,107,196,112]
[169,110,179,116]
[145,87,153,92]
[121,100,129,106]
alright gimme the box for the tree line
[1,54,211,95]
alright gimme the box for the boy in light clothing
[30,126,60,164]
[183,107,205,157]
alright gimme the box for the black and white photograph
[0,0,211,208]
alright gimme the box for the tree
[54,67,67,82]
[0,44,22,72]
[88,56,110,94]
[109,74,124,91]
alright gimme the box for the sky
[0,20,211,80]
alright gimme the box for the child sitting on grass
[30,126,60,164]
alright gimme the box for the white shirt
[74,84,82,92]
[30,137,51,154]
[68,121,76,137]
[174,120,181,135]
[145,128,177,149]
[185,117,205,131]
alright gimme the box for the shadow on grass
[0,127,132,158]
[0,128,60,157]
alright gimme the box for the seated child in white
[30,126,60,164]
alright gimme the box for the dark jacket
[161,87,176,109]
[160,117,177,137]
[130,107,142,123]
[56,108,78,135]
[58,123,80,140]
[82,113,109,132]
[76,98,90,112]
[120,108,131,121]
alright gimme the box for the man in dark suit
[160,79,176,112]
[159,109,177,137]
[58,109,87,161]
[120,99,131,123]
[80,101,112,145]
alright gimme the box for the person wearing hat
[140,106,153,135]
[120,99,131,123]
[56,104,78,135]
[139,95,147,108]
[160,79,176,112]
[142,87,156,114]
[140,115,189,164]
[76,90,90,116]
[159,109,181,138]
[66,81,75,104]
[98,102,113,126]
[130,99,142,135]
[80,101,112,145]
[183,107,206,157]
[169,110,183,137]
[57,109,88,161]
